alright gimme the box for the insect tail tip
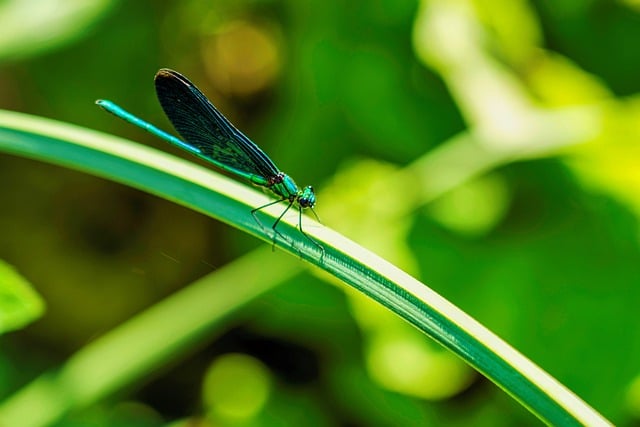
[95,99,117,114]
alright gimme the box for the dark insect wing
[154,68,280,178]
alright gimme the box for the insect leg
[298,205,325,261]
[270,200,295,251]
[309,206,322,223]
[251,198,286,231]
[251,198,292,250]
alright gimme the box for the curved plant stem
[0,110,612,426]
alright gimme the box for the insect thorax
[267,173,315,209]
[268,173,298,200]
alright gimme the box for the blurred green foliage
[0,260,44,333]
[1,0,640,425]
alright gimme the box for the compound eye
[299,197,314,208]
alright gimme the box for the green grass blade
[0,109,612,426]
[0,248,299,427]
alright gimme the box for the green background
[1,0,640,425]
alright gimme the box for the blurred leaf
[566,97,640,219]
[471,0,542,65]
[0,259,44,333]
[526,52,612,106]
[0,0,115,62]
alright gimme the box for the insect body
[97,68,322,254]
